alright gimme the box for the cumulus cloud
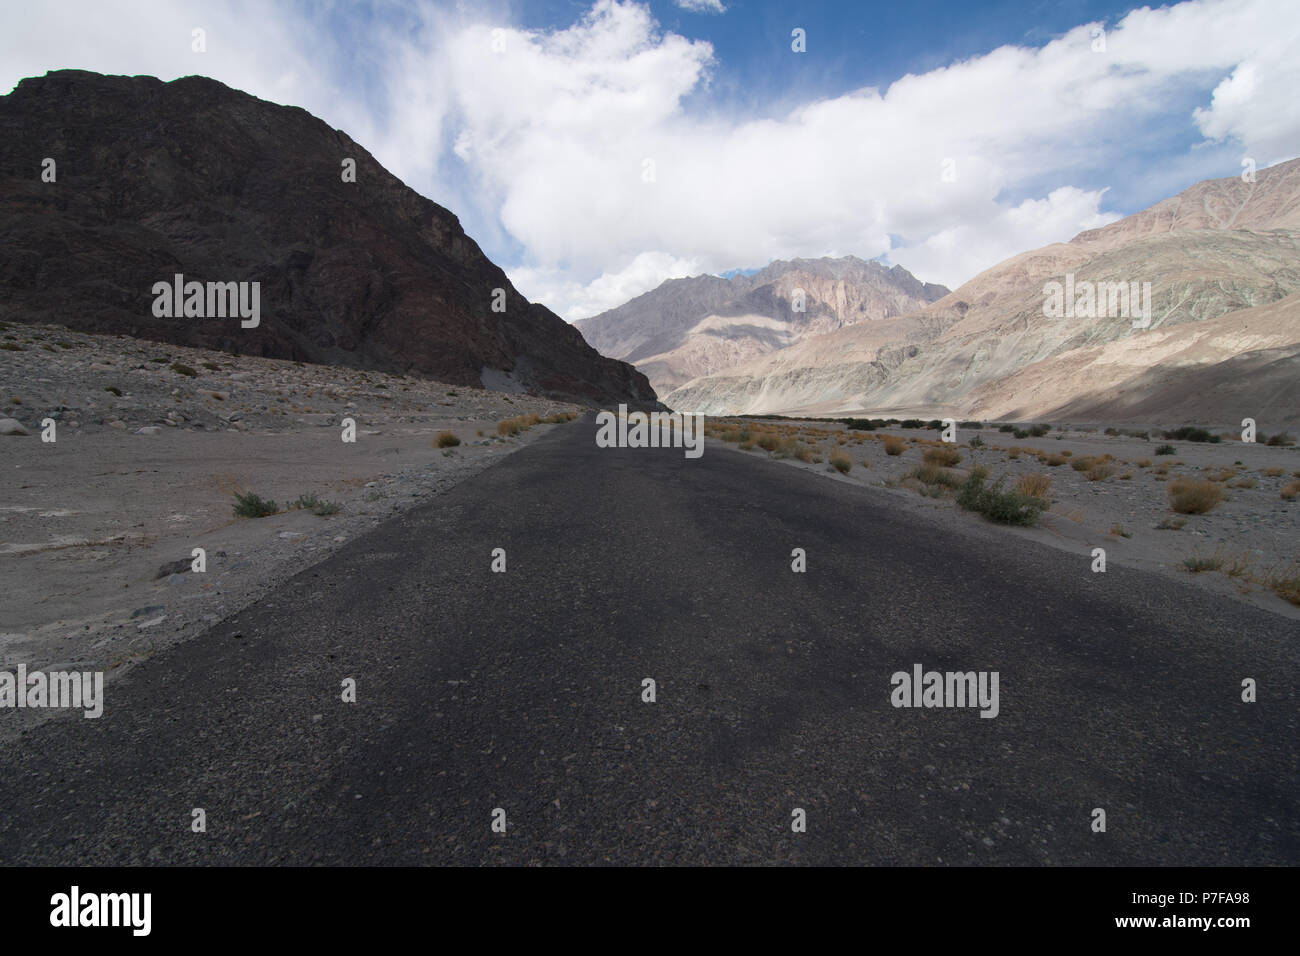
[3,0,1297,318]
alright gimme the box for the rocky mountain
[0,70,657,407]
[576,257,947,395]
[666,159,1300,425]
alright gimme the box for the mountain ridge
[664,159,1300,423]
[0,70,658,407]
[577,255,948,393]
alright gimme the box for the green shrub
[1162,426,1220,443]
[233,491,278,518]
[1154,444,1177,455]
[956,473,1048,526]
[170,362,198,377]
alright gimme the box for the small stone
[0,418,30,436]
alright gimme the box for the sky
[3,0,1297,319]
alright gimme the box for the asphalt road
[1,416,1296,865]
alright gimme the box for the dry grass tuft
[1014,473,1052,500]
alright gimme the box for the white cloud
[674,0,727,13]
[2,0,1297,320]
[888,188,1121,288]
[513,251,705,319]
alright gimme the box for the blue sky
[2,0,1296,317]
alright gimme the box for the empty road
[1,416,1296,865]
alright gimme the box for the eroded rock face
[0,70,657,407]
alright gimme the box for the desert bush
[1086,463,1116,481]
[923,446,962,466]
[1154,444,1177,455]
[434,431,461,448]
[998,424,1015,433]
[1184,554,1224,572]
[233,491,278,518]
[1263,467,1285,477]
[1027,424,1051,437]
[1266,432,1295,446]
[956,473,1047,526]
[830,451,852,473]
[769,436,799,459]
[1044,453,1067,467]
[170,362,198,377]
[1162,426,1220,443]
[1012,428,1029,439]
[910,463,962,488]
[1168,478,1226,514]
[883,436,907,456]
[1135,458,1152,468]
[1280,481,1300,501]
[1070,456,1095,472]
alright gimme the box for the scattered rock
[0,418,30,436]
[154,559,191,579]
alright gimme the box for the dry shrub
[1014,473,1052,500]
[883,436,907,456]
[922,446,961,466]
[1168,478,1226,514]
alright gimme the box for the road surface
[1,416,1296,864]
